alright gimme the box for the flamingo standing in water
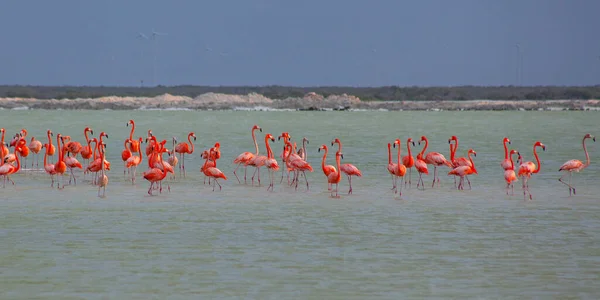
[286,141,313,191]
[80,128,94,178]
[278,132,292,184]
[28,136,43,169]
[143,143,169,196]
[448,149,478,190]
[121,138,132,175]
[97,141,108,198]
[402,138,415,188]
[45,129,56,164]
[504,149,518,195]
[0,128,9,159]
[318,144,336,191]
[500,137,512,170]
[448,135,472,187]
[0,139,26,187]
[202,146,227,191]
[418,135,452,188]
[387,142,398,191]
[64,146,83,185]
[233,125,262,184]
[392,139,407,196]
[414,141,429,190]
[328,150,343,198]
[558,133,595,196]
[263,133,280,191]
[126,119,140,153]
[167,137,178,180]
[126,137,144,184]
[54,134,67,189]
[518,141,546,200]
[331,138,362,194]
[175,132,196,177]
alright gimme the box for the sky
[0,0,599,87]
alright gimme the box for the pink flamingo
[126,137,144,184]
[387,142,398,191]
[558,133,595,196]
[402,138,415,188]
[174,132,196,177]
[392,139,407,196]
[0,139,26,187]
[318,144,336,191]
[448,135,472,187]
[331,138,361,194]
[233,124,261,184]
[202,147,227,191]
[518,141,546,200]
[447,149,478,190]
[418,135,452,188]
[287,141,313,191]
[504,149,518,195]
[327,150,343,198]
[500,137,512,170]
[263,133,280,191]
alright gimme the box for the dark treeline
[1,85,599,101]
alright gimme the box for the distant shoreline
[1,92,599,111]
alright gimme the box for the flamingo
[174,132,196,177]
[15,130,30,168]
[54,134,67,189]
[202,147,227,191]
[45,129,56,164]
[145,130,155,157]
[331,138,362,194]
[64,148,83,185]
[233,125,261,184]
[287,141,313,191]
[126,119,140,153]
[414,141,429,190]
[500,137,512,170]
[126,137,144,184]
[64,133,82,158]
[518,141,546,200]
[558,133,595,196]
[0,139,26,187]
[392,139,407,196]
[448,135,472,187]
[387,142,398,191]
[448,149,478,190]
[43,135,57,187]
[80,127,94,164]
[328,150,343,198]
[504,149,518,195]
[418,135,452,188]
[121,138,132,175]
[28,136,43,169]
[143,143,168,196]
[97,141,108,198]
[278,132,292,184]
[0,128,9,159]
[167,137,178,180]
[318,144,336,191]
[263,133,280,191]
[402,138,415,188]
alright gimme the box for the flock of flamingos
[0,120,596,200]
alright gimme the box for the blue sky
[0,0,598,87]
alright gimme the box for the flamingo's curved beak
[193,136,197,141]
[393,143,396,148]
[341,153,344,159]
[542,145,546,151]
[412,141,415,147]
[90,130,94,135]
[508,140,511,144]
[318,148,321,153]
[105,134,109,138]
[593,137,596,142]
[259,128,262,132]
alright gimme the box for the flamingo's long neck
[335,141,342,153]
[407,140,413,158]
[44,143,49,166]
[450,141,456,161]
[396,142,402,165]
[387,143,392,165]
[56,135,63,164]
[321,147,328,173]
[91,139,98,159]
[419,138,428,158]
[504,140,509,159]
[469,152,477,173]
[302,139,308,161]
[509,152,515,170]
[1,130,5,160]
[47,131,53,152]
[138,139,143,162]
[100,145,106,175]
[252,128,259,155]
[583,137,591,167]
[335,152,341,182]
[13,142,22,172]
[84,129,91,144]
[129,122,135,141]
[533,146,541,174]
[188,134,194,153]
[265,136,273,159]
[124,139,130,151]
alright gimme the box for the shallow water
[1,110,599,299]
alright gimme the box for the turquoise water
[1,110,599,299]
